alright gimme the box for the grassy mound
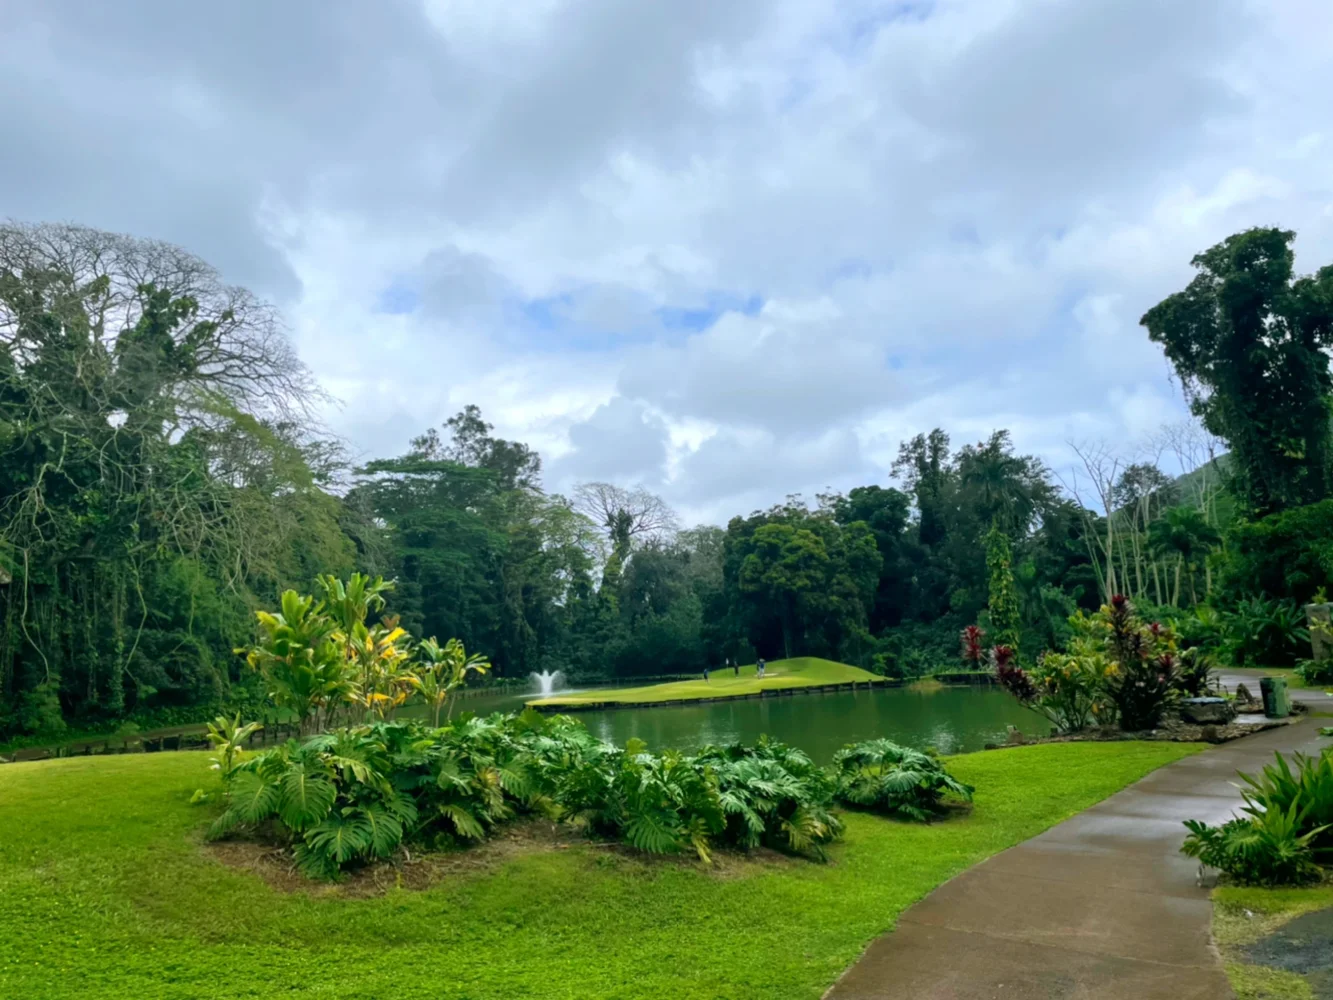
[530,656,879,707]
[0,740,1201,1000]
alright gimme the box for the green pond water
[450,684,1040,762]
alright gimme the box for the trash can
[1259,675,1290,718]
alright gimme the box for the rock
[1181,697,1237,725]
[1200,724,1220,743]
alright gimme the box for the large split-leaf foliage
[207,705,970,877]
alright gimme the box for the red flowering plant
[991,644,1037,702]
[960,625,987,669]
[992,642,1106,735]
[1102,595,1178,731]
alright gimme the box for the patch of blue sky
[505,292,645,352]
[373,278,420,315]
[832,1,935,59]
[501,287,766,351]
[656,290,763,332]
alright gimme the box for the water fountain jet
[531,670,565,697]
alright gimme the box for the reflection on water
[446,684,1037,762]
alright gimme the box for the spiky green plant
[1182,805,1326,886]
[1237,750,1333,858]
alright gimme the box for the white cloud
[4,0,1333,520]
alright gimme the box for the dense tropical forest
[2,221,1333,742]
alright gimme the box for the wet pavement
[825,689,1330,1000]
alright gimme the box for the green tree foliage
[0,223,355,739]
[984,524,1021,651]
[1221,498,1333,606]
[1141,227,1333,515]
[726,503,879,662]
[37,219,1333,741]
[1147,506,1221,606]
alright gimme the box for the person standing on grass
[757,657,765,679]
[703,664,710,683]
[733,658,739,677]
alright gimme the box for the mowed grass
[530,656,879,707]
[0,740,1202,1000]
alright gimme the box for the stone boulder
[1181,697,1237,725]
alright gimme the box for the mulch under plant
[203,818,800,897]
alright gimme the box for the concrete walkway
[826,681,1331,1000]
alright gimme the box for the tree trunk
[1173,558,1183,607]
[1104,518,1117,599]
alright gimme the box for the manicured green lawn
[0,740,1201,1000]
[1212,884,1333,1000]
[530,656,879,707]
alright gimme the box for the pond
[451,683,1040,762]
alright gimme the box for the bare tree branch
[572,482,678,542]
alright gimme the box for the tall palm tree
[1147,506,1222,606]
[957,430,1054,535]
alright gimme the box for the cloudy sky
[4,0,1333,523]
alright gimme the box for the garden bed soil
[203,818,799,897]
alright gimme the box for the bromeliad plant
[831,739,974,821]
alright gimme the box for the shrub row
[207,710,974,878]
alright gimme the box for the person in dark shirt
[757,658,766,679]
[702,665,709,683]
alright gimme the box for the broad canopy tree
[1141,227,1333,516]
